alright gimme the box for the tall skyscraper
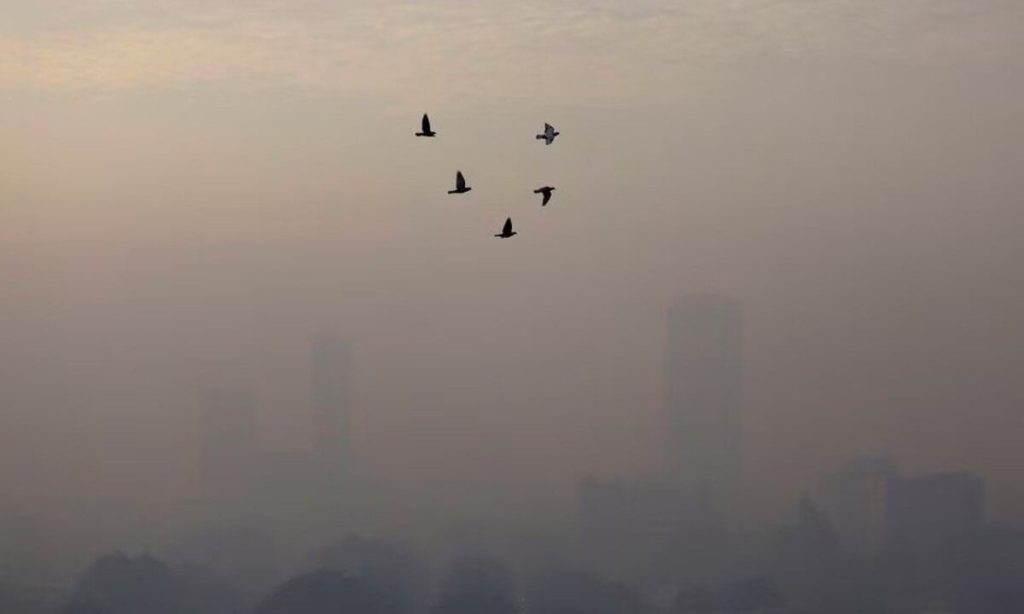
[665,294,742,521]
[310,335,352,481]
[818,455,898,554]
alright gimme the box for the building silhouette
[818,455,898,554]
[665,294,742,523]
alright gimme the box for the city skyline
[2,2,1023,611]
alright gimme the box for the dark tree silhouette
[164,527,280,610]
[526,570,645,614]
[311,534,427,614]
[60,552,240,614]
[430,555,517,614]
[256,569,398,614]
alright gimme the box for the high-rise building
[310,335,352,481]
[665,294,742,521]
[818,455,898,554]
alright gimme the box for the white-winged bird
[534,186,555,206]
[448,171,472,194]
[494,217,517,238]
[536,123,559,145]
[415,114,436,137]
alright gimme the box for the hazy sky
[2,1,1023,528]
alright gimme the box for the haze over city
[2,2,1023,613]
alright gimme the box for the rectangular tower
[666,294,742,521]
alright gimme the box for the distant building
[190,338,359,537]
[575,295,743,584]
[779,495,840,567]
[665,295,742,523]
[772,494,842,610]
[311,335,353,484]
[818,456,898,554]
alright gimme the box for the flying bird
[448,171,472,194]
[534,186,555,206]
[536,123,559,145]
[494,217,517,238]
[415,114,436,137]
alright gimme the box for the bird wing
[542,191,551,205]
[503,218,513,234]
[422,114,431,132]
[545,123,555,136]
[456,171,465,190]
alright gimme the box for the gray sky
[2,0,1023,530]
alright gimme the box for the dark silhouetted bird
[495,217,517,238]
[448,171,472,194]
[415,114,436,137]
[534,186,555,206]
[536,123,559,145]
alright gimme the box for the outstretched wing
[456,171,465,190]
[542,191,551,206]
[503,217,513,235]
[422,114,432,133]
[544,123,553,134]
